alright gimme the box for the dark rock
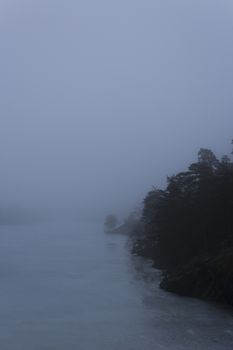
[160,249,233,305]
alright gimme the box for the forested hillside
[131,143,233,305]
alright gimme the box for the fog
[0,0,233,219]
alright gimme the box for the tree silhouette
[132,143,233,270]
[104,214,118,231]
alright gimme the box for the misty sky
[0,0,233,218]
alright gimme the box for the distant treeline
[131,142,233,304]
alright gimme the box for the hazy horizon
[0,0,233,219]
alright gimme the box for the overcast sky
[0,0,233,218]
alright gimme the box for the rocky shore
[160,249,233,305]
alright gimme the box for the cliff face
[160,249,233,305]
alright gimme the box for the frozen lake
[0,221,232,349]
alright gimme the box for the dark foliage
[131,145,233,304]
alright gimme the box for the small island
[104,214,118,233]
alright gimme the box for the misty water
[0,222,232,350]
